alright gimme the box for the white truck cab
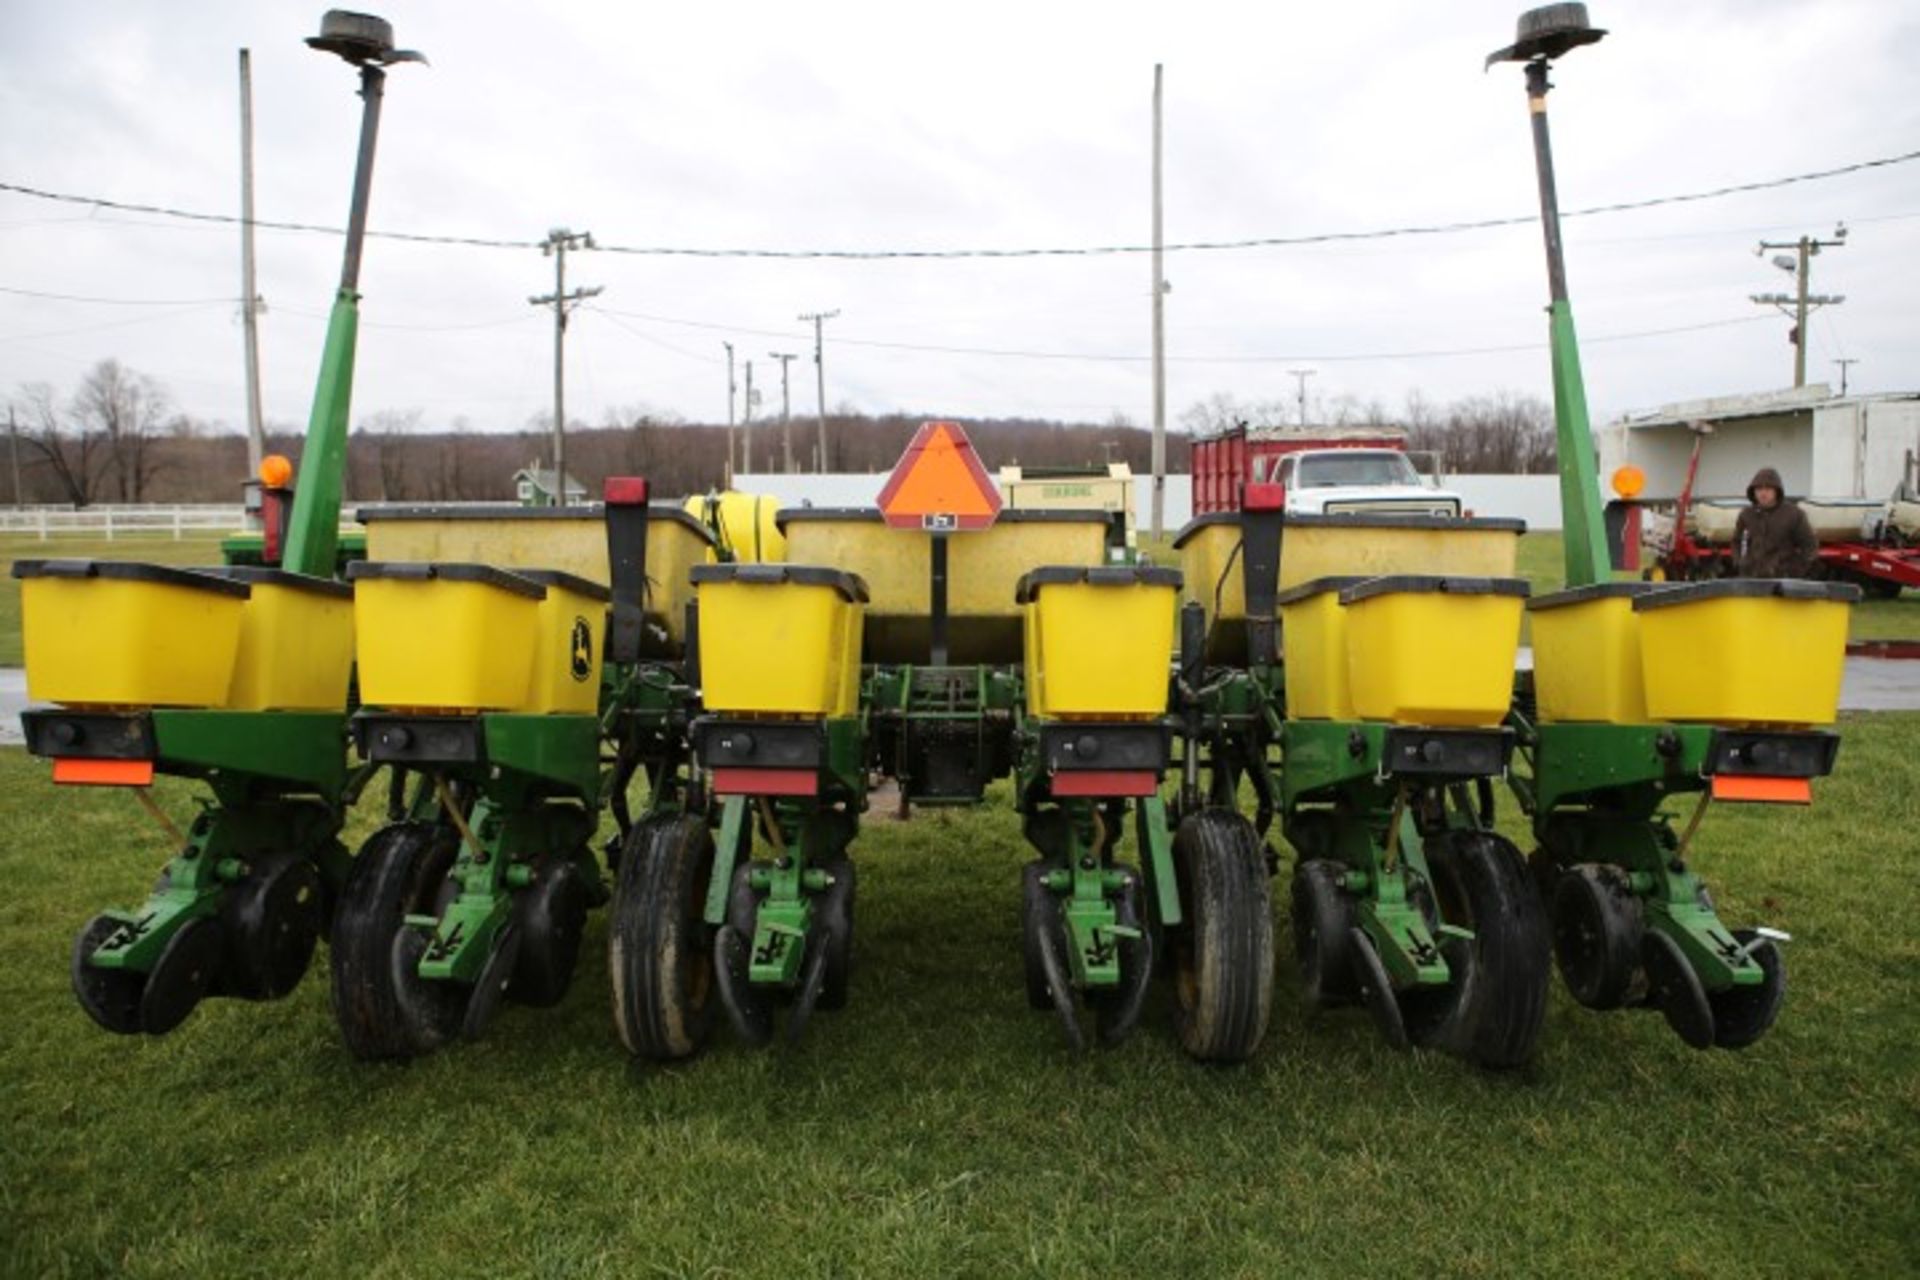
[1257,448,1464,518]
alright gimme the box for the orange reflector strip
[1711,775,1812,805]
[53,758,155,787]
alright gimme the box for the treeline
[7,360,1556,506]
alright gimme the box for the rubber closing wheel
[1093,871,1153,1047]
[1642,928,1715,1050]
[139,916,223,1035]
[1550,864,1644,1011]
[609,816,719,1060]
[1292,859,1359,1009]
[1031,897,1085,1053]
[221,851,324,1001]
[387,925,468,1052]
[329,822,465,1061]
[817,856,855,1012]
[1021,861,1058,1011]
[71,914,145,1035]
[783,928,833,1045]
[1405,830,1551,1070]
[713,924,773,1047]
[1167,808,1274,1063]
[1350,927,1409,1051]
[461,922,521,1041]
[1710,929,1786,1050]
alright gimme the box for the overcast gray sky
[2,0,1915,438]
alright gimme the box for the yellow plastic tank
[683,492,787,563]
[1275,576,1367,720]
[1528,582,1664,724]
[13,560,249,708]
[693,564,867,717]
[1017,566,1180,719]
[357,503,715,656]
[202,567,356,711]
[1284,514,1524,588]
[1340,576,1528,727]
[1634,579,1856,726]
[348,562,545,713]
[778,508,1108,663]
[517,570,610,714]
[1174,513,1524,662]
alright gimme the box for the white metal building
[1599,386,1920,502]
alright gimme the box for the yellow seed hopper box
[348,561,547,713]
[14,559,250,708]
[1634,578,1857,727]
[1339,575,1529,727]
[1016,564,1181,720]
[692,562,869,717]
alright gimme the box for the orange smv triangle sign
[875,420,1003,531]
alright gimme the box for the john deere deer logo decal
[570,617,592,681]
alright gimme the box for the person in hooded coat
[1733,466,1818,578]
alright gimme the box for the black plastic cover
[1632,578,1863,612]
[1273,575,1370,607]
[1013,564,1182,604]
[198,566,352,599]
[689,562,870,603]
[355,502,716,545]
[1526,580,1666,611]
[1339,575,1532,605]
[513,568,612,603]
[11,559,252,598]
[343,561,546,599]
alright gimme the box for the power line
[0,283,236,306]
[2,147,1915,259]
[590,302,1773,365]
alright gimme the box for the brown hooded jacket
[1733,466,1817,578]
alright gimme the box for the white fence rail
[0,505,248,540]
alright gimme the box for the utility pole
[1834,358,1859,396]
[1149,62,1167,541]
[769,351,798,473]
[799,309,839,471]
[1751,225,1845,388]
[723,340,736,486]
[529,227,602,507]
[237,49,267,483]
[1287,368,1316,428]
[742,359,756,474]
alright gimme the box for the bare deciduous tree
[70,359,170,502]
